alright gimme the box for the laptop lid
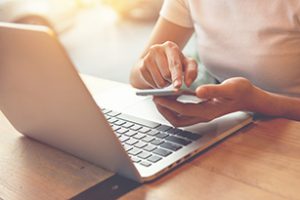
[0,22,142,182]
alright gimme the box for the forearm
[252,87,300,121]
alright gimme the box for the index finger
[165,44,183,88]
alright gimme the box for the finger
[144,54,168,88]
[155,103,213,127]
[183,58,198,87]
[147,65,169,88]
[154,97,199,117]
[154,96,238,123]
[154,96,230,118]
[139,64,157,88]
[164,42,183,88]
[154,50,172,82]
[196,83,234,99]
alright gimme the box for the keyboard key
[112,125,121,132]
[123,144,133,151]
[107,111,121,117]
[102,109,111,114]
[156,125,172,132]
[131,157,141,163]
[116,133,122,138]
[147,155,162,163]
[107,117,118,124]
[139,127,151,133]
[114,120,126,126]
[117,113,161,129]
[167,128,182,135]
[153,148,172,157]
[165,135,192,146]
[140,161,152,167]
[160,142,182,151]
[177,131,201,141]
[135,141,147,148]
[156,132,169,139]
[142,135,154,143]
[130,124,142,131]
[143,144,157,152]
[147,130,160,136]
[128,148,142,156]
[116,128,129,134]
[122,122,134,128]
[124,130,137,137]
[137,151,152,159]
[151,139,164,146]
[126,138,138,145]
[133,133,146,140]
[119,135,130,143]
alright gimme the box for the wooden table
[1,76,300,200]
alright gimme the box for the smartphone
[136,87,208,104]
[136,86,195,96]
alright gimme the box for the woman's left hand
[153,77,260,127]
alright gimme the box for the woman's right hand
[134,41,198,89]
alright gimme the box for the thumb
[196,83,233,99]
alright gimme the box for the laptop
[0,22,252,183]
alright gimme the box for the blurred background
[0,0,197,83]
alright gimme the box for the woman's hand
[153,77,259,127]
[133,41,198,89]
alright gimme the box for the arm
[253,88,300,121]
[130,17,195,89]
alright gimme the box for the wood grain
[121,118,300,200]
[0,112,113,200]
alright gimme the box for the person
[130,0,300,127]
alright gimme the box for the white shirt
[160,0,300,97]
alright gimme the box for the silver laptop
[0,22,252,183]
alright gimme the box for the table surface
[1,76,300,200]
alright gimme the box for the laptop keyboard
[102,108,202,168]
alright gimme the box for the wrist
[248,86,286,117]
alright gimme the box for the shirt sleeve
[159,0,194,28]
